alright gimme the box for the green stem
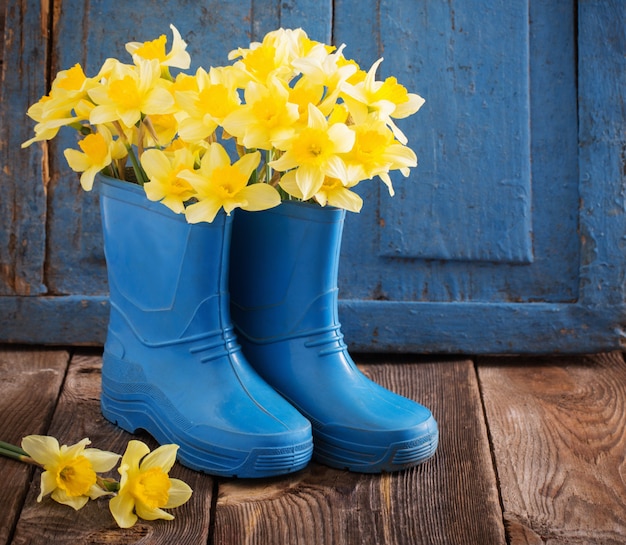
[265,149,273,188]
[0,442,39,466]
[112,121,148,186]
[0,440,28,456]
[125,144,147,186]
[97,476,120,493]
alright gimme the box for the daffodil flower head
[221,76,299,150]
[21,435,120,511]
[88,58,175,128]
[175,67,241,143]
[228,27,311,84]
[180,142,281,223]
[270,103,355,200]
[343,117,417,195]
[125,24,191,72]
[109,440,192,529]
[341,57,425,144]
[63,125,127,190]
[140,147,198,213]
[280,172,363,213]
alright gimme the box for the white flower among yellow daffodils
[21,435,120,510]
[23,24,425,219]
[109,440,192,529]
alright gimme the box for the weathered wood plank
[10,352,214,545]
[478,352,626,545]
[213,358,506,545]
[0,0,48,296]
[0,348,69,545]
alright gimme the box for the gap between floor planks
[1,348,625,545]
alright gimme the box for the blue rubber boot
[229,201,438,473]
[98,176,312,478]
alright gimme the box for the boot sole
[312,416,439,473]
[101,382,313,478]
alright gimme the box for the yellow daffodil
[341,57,425,144]
[21,63,97,147]
[291,43,357,115]
[109,440,192,529]
[175,67,241,143]
[88,58,175,129]
[21,435,120,511]
[343,118,417,196]
[126,24,191,71]
[221,76,299,150]
[180,142,280,223]
[270,104,355,200]
[228,28,309,84]
[64,126,127,190]
[280,172,363,213]
[140,147,197,213]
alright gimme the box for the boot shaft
[229,201,346,341]
[99,176,232,344]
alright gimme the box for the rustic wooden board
[213,358,506,545]
[0,349,69,545]
[478,352,626,545]
[9,353,214,545]
[0,0,48,297]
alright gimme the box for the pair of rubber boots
[99,176,438,478]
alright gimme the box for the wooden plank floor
[1,348,625,545]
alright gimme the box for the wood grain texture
[10,353,214,545]
[577,0,626,309]
[478,352,626,545]
[212,358,506,545]
[0,0,48,296]
[0,349,69,545]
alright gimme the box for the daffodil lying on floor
[0,436,192,528]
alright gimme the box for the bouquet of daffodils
[23,26,423,222]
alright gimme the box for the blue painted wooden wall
[1,0,625,353]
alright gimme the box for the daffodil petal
[51,488,90,511]
[84,448,121,472]
[322,186,363,212]
[141,443,178,473]
[121,440,151,468]
[110,492,138,529]
[140,149,172,181]
[21,435,60,466]
[234,150,261,181]
[80,166,101,191]
[63,149,91,173]
[136,504,174,522]
[204,142,230,172]
[238,184,281,211]
[185,198,222,224]
[38,470,57,501]
[278,170,303,199]
[164,478,193,509]
[296,165,325,201]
